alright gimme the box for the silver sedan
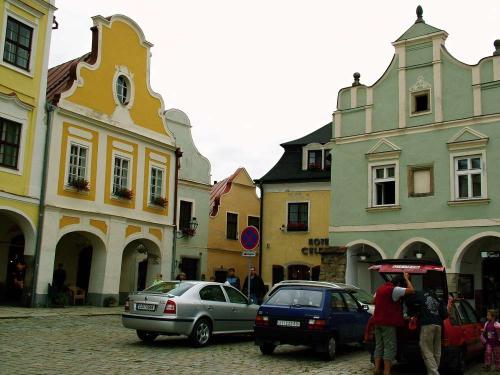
[122,281,259,347]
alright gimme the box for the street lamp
[414,244,424,259]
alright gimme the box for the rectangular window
[307,150,322,170]
[454,155,483,199]
[408,165,433,197]
[67,143,88,183]
[112,156,130,195]
[411,90,430,114]
[0,118,21,169]
[248,216,260,231]
[324,150,331,169]
[3,17,33,71]
[287,202,308,231]
[150,167,164,200]
[226,212,238,240]
[373,165,396,206]
[179,200,193,231]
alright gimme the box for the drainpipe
[171,148,182,279]
[257,181,264,276]
[31,102,55,307]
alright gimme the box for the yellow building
[0,0,56,305]
[35,15,177,305]
[207,168,260,283]
[256,123,332,286]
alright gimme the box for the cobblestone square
[0,314,486,375]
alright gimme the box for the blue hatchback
[254,281,371,360]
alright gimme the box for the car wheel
[136,330,158,343]
[189,318,212,347]
[322,336,337,361]
[259,342,276,355]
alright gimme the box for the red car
[364,259,483,375]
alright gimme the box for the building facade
[0,0,56,305]
[207,168,260,283]
[35,15,177,305]
[165,109,211,281]
[329,7,500,313]
[257,124,332,287]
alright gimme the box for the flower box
[151,196,167,208]
[68,177,90,192]
[114,187,134,200]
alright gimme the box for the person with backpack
[482,309,500,371]
[416,288,448,375]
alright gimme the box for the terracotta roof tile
[209,167,244,217]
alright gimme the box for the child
[482,309,500,371]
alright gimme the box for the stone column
[319,246,348,283]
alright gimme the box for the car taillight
[164,299,176,314]
[307,319,326,330]
[255,315,270,327]
[124,299,130,311]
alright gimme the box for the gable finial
[415,5,424,24]
[494,40,500,56]
[352,72,361,86]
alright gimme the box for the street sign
[242,250,256,257]
[240,226,260,250]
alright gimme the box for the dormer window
[116,75,130,105]
[307,150,322,170]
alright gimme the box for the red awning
[369,264,445,274]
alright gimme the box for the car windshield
[142,282,194,296]
[266,288,323,307]
[351,289,374,304]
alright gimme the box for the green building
[329,6,500,314]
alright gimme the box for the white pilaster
[396,47,406,128]
[365,87,373,133]
[433,39,443,122]
[472,66,482,117]
[334,112,342,138]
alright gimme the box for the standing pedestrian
[242,266,265,304]
[372,272,415,375]
[481,309,500,371]
[226,267,240,289]
[417,288,448,375]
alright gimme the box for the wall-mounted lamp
[357,244,370,261]
[414,244,424,259]
[176,217,198,239]
[279,224,286,232]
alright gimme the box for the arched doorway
[119,239,161,304]
[455,234,500,315]
[346,242,384,294]
[53,231,106,306]
[0,209,35,306]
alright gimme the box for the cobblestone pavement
[0,315,486,375]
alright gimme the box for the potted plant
[151,196,167,208]
[115,187,134,200]
[69,177,90,192]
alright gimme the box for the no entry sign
[240,226,260,250]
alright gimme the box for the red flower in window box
[287,223,308,231]
[308,163,322,171]
[151,196,167,208]
[69,177,90,192]
[115,187,134,200]
[181,227,195,237]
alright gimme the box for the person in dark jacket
[242,267,265,304]
[416,288,448,375]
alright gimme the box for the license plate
[136,303,156,311]
[277,320,300,328]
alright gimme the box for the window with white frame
[454,155,483,199]
[307,150,322,170]
[67,143,88,184]
[3,16,33,71]
[115,75,130,105]
[150,166,164,201]
[0,117,22,169]
[372,165,396,206]
[112,156,130,195]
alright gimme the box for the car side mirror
[360,304,369,311]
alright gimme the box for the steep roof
[281,122,332,146]
[395,6,444,42]
[209,167,244,217]
[258,122,332,184]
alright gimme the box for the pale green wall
[372,57,399,133]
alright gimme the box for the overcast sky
[49,1,499,183]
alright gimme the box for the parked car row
[121,260,484,373]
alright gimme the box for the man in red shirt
[373,272,415,375]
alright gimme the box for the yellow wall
[261,189,330,285]
[65,18,170,138]
[207,170,260,280]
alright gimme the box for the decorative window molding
[408,165,434,197]
[65,142,90,190]
[447,127,489,151]
[368,160,400,208]
[302,143,332,171]
[365,138,401,161]
[148,164,166,207]
[409,76,432,117]
[112,65,135,109]
[0,8,38,76]
[110,150,133,198]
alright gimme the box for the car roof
[271,280,352,290]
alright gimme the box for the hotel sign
[301,238,329,255]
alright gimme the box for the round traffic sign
[240,226,260,250]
